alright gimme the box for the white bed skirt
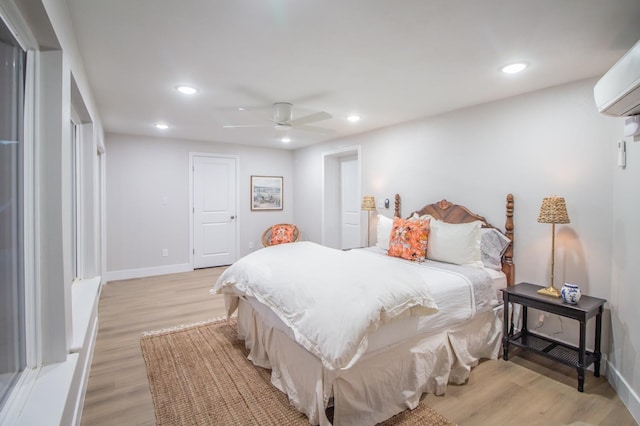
[236,297,503,426]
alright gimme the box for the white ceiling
[66,0,640,150]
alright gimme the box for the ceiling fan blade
[288,111,332,127]
[294,125,336,135]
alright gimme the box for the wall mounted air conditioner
[594,40,640,116]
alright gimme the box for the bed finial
[502,193,515,286]
[394,194,401,218]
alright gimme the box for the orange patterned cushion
[387,217,430,261]
[270,224,296,245]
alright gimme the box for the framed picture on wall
[251,176,283,211]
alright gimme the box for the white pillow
[376,214,393,250]
[480,228,510,270]
[426,219,483,267]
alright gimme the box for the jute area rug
[140,318,454,426]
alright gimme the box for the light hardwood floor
[81,269,637,426]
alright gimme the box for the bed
[212,194,515,425]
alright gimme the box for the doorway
[322,146,361,249]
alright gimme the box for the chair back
[262,224,301,246]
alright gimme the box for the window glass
[0,19,26,410]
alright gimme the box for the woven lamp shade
[361,195,376,211]
[537,196,570,224]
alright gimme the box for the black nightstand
[502,282,606,392]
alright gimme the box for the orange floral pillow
[387,217,430,262]
[270,224,296,245]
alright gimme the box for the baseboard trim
[606,359,640,424]
[105,263,193,282]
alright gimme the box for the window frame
[0,7,41,423]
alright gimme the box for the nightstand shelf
[508,330,596,367]
[502,282,606,392]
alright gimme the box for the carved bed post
[502,194,515,286]
[394,194,401,218]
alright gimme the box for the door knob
[230,216,235,220]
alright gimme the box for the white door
[193,156,237,268]
[340,156,360,249]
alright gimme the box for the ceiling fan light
[155,122,169,130]
[281,137,291,143]
[347,115,361,123]
[273,102,293,123]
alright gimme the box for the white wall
[294,78,639,418]
[610,131,640,420]
[105,133,293,278]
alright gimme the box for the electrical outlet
[248,241,254,249]
[162,248,168,257]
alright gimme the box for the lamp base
[537,286,561,298]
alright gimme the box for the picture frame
[251,175,283,211]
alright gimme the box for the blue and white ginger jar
[561,283,581,304]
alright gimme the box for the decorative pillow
[426,219,483,267]
[480,228,511,270]
[387,217,430,262]
[376,214,394,250]
[270,224,296,245]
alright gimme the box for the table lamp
[361,195,376,247]
[537,195,570,297]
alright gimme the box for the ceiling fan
[223,102,334,135]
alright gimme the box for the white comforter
[212,241,438,370]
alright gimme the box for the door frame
[321,145,361,247]
[188,152,240,268]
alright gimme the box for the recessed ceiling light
[347,115,361,123]
[176,85,197,95]
[281,137,291,143]
[501,63,527,74]
[155,122,169,130]
[238,107,246,111]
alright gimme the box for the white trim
[92,128,101,277]
[321,145,362,246]
[606,359,640,424]
[70,277,101,351]
[12,353,80,426]
[63,278,101,426]
[0,1,38,50]
[104,263,193,282]
[0,367,40,425]
[100,150,107,283]
[23,50,40,368]
[96,134,105,155]
[188,152,240,269]
[65,311,99,426]
[70,113,83,281]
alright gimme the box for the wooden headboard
[393,193,515,286]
